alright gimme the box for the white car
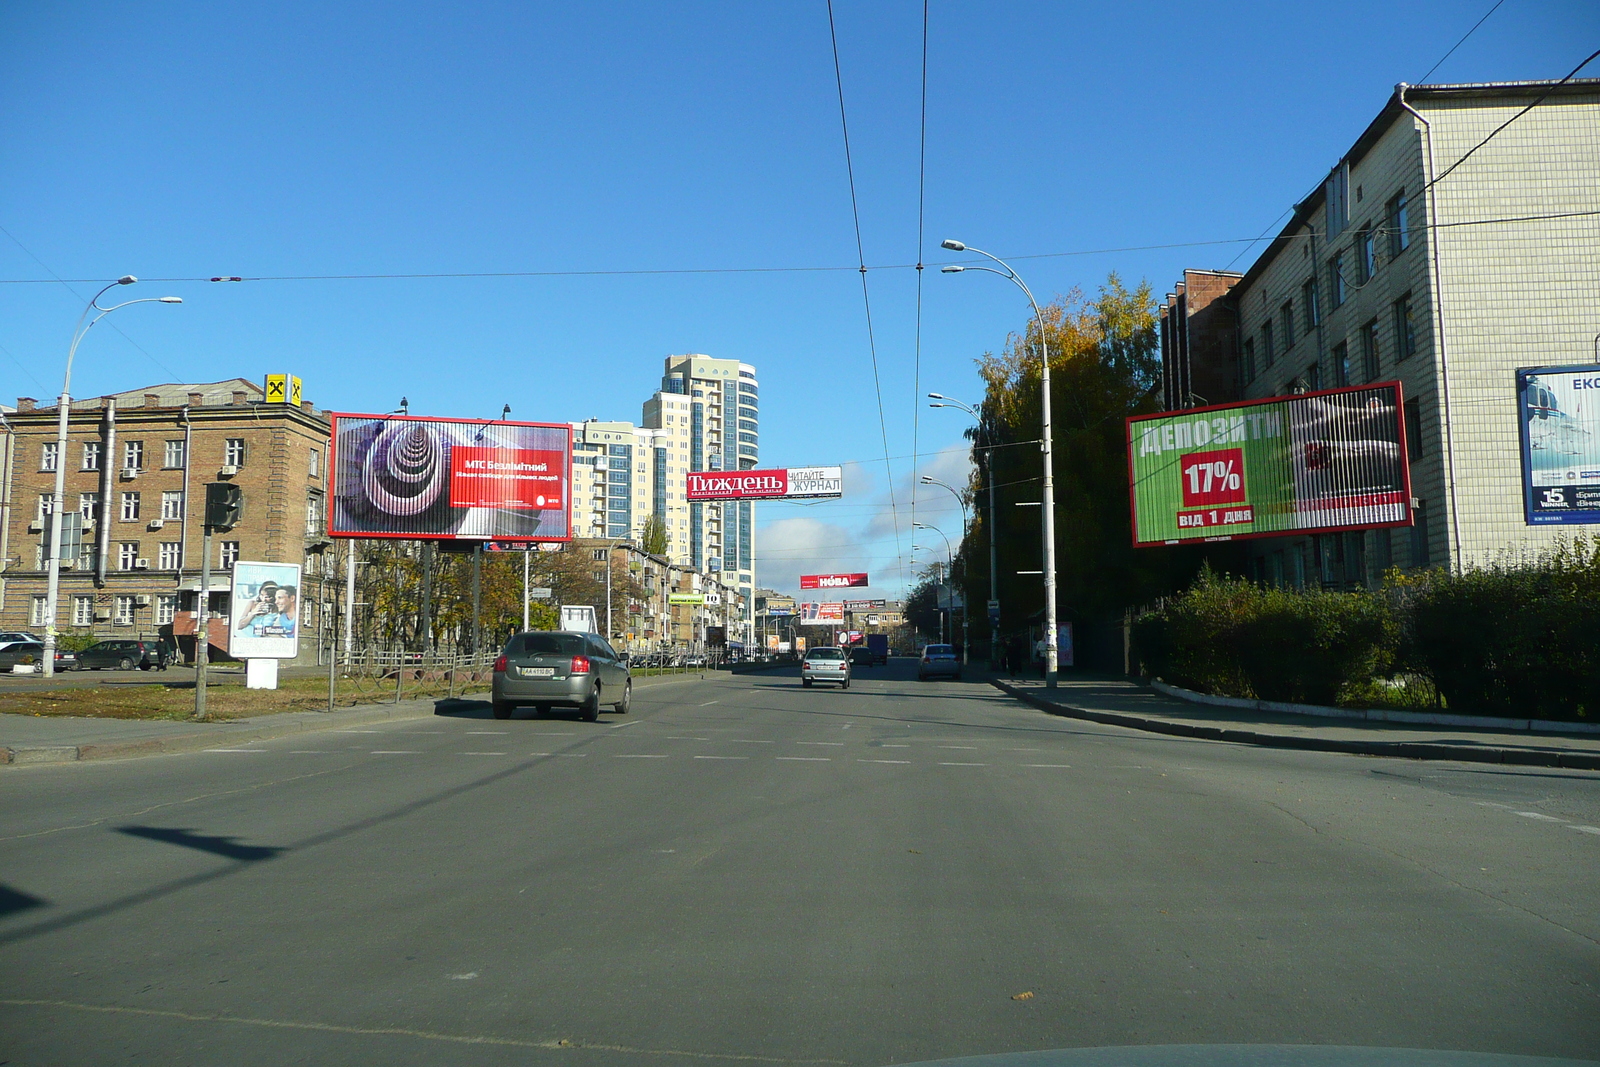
[800,647,851,689]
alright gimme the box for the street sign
[528,587,553,599]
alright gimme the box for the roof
[28,378,265,412]
[1232,78,1600,295]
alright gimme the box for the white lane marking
[939,746,978,750]
[694,755,747,760]
[461,752,508,756]
[1567,825,1600,835]
[560,753,588,758]
[1476,802,1515,809]
[466,731,508,735]
[204,748,266,753]
[615,754,668,759]
[938,762,987,767]
[1023,764,1074,768]
[797,741,843,746]
[287,750,335,754]
[878,744,909,748]
[399,731,445,734]
[533,732,577,736]
[447,973,478,980]
[333,730,381,734]
[777,756,831,761]
[859,759,910,765]
[371,750,421,755]
[1008,748,1045,752]
[667,736,711,740]
[728,739,774,744]
[610,720,640,729]
[526,752,551,756]
[1515,811,1566,822]
[699,700,721,706]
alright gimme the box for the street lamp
[929,395,1001,668]
[41,278,182,677]
[917,485,970,666]
[940,239,1061,687]
[912,524,955,647]
[590,519,632,644]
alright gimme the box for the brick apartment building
[1158,79,1600,587]
[0,378,333,664]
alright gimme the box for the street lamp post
[42,278,182,677]
[915,492,969,667]
[940,240,1060,688]
[929,395,1001,669]
[590,520,632,644]
[912,524,954,647]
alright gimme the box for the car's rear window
[925,645,953,655]
[808,648,843,660]
[513,633,587,656]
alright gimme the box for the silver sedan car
[801,647,851,689]
[917,644,961,680]
[492,630,631,721]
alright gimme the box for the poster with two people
[231,561,302,659]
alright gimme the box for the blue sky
[3,1,1593,597]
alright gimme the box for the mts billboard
[686,466,843,501]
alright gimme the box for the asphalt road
[2,660,1597,1066]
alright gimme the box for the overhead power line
[1416,0,1507,85]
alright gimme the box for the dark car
[491,630,631,721]
[77,639,168,671]
[0,642,77,671]
[849,646,874,667]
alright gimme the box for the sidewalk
[0,670,713,766]
[992,673,1600,771]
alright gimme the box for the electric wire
[824,0,904,597]
[908,0,930,588]
[1416,0,1508,85]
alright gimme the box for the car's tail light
[493,655,508,672]
[570,655,591,674]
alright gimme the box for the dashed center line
[667,736,710,740]
[777,756,831,761]
[859,759,910,765]
[1568,825,1600,836]
[938,762,987,767]
[371,750,421,755]
[878,744,909,748]
[695,755,747,760]
[333,730,380,735]
[699,700,721,706]
[204,748,265,753]
[728,739,774,744]
[939,746,978,750]
[461,752,507,756]
[796,741,843,746]
[466,731,508,735]
[615,754,668,759]
[1023,764,1074,768]
[1515,811,1566,822]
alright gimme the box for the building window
[114,596,135,626]
[1241,339,1256,384]
[39,441,60,472]
[124,440,144,471]
[593,570,605,582]
[1325,163,1349,236]
[1306,362,1322,392]
[219,541,240,568]
[158,542,182,569]
[1394,295,1417,361]
[593,549,608,561]
[120,492,141,521]
[1357,226,1377,283]
[1330,253,1347,307]
[1260,320,1275,367]
[1404,398,1423,461]
[73,595,94,626]
[1387,191,1410,256]
[155,595,177,626]
[37,493,54,521]
[31,596,48,626]
[1331,342,1350,387]
[1361,320,1380,381]
[161,490,184,520]
[1302,278,1319,331]
[306,492,324,534]
[1280,301,1295,350]
[163,439,186,468]
[224,439,246,466]
[737,432,759,445]
[308,448,320,478]
[82,441,101,471]
[79,493,99,522]
[80,541,98,570]
[118,542,140,570]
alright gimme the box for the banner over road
[1127,383,1412,547]
[686,466,843,501]
[801,573,869,589]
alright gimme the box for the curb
[0,669,720,767]
[990,680,1600,772]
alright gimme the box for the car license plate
[521,667,556,678]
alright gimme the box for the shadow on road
[0,884,47,918]
[117,826,285,863]
[434,698,494,720]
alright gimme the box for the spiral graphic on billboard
[329,414,572,541]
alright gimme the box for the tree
[640,514,669,556]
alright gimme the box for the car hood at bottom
[886,1046,1596,1067]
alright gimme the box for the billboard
[1517,365,1600,525]
[799,602,845,625]
[230,561,302,660]
[844,598,886,610]
[329,414,571,541]
[686,466,843,501]
[800,573,869,589]
[1127,383,1412,547]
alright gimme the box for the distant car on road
[0,642,77,671]
[77,639,167,671]
[801,646,850,689]
[917,644,961,681]
[849,647,874,667]
[492,630,631,721]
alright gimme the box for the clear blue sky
[3,1,1593,597]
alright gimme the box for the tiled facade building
[0,379,333,663]
[1163,79,1600,587]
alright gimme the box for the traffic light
[204,482,243,530]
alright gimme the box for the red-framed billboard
[1126,382,1412,547]
[800,573,869,589]
[686,466,843,501]
[328,413,572,541]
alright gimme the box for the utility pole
[471,541,483,654]
[195,481,241,720]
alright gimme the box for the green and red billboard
[1126,383,1412,546]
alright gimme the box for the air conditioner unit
[134,558,150,570]
[219,465,240,476]
[135,594,151,606]
[120,468,139,480]
[59,559,76,570]
[94,608,112,620]
[148,519,164,529]
[26,519,42,532]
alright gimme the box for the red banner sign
[685,466,843,501]
[800,573,868,589]
[449,447,567,510]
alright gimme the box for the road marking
[1568,825,1600,835]
[695,755,747,760]
[1023,764,1074,768]
[777,756,831,761]
[333,730,380,734]
[939,746,978,750]
[560,753,588,758]
[610,720,640,729]
[938,762,987,767]
[699,700,721,706]
[797,741,843,746]
[526,752,551,756]
[204,748,266,753]
[668,736,710,740]
[728,739,774,744]
[466,731,508,735]
[371,750,421,755]
[461,752,508,756]
[878,744,909,748]
[859,759,910,765]
[615,754,668,759]
[447,973,478,981]
[1515,811,1566,822]
[287,750,334,754]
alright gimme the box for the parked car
[0,642,77,671]
[77,639,168,671]
[492,630,631,721]
[801,646,850,689]
[917,644,961,681]
[0,631,45,645]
